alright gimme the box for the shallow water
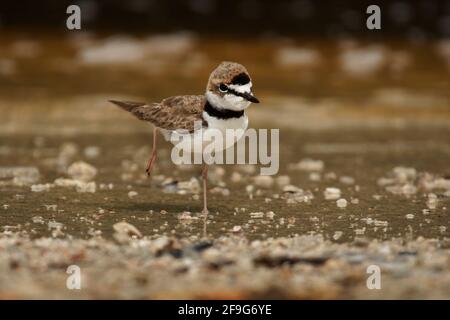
[1,127,449,242]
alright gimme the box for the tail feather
[109,100,146,112]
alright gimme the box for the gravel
[0,233,448,299]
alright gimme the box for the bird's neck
[204,100,244,120]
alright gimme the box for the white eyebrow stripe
[228,82,252,93]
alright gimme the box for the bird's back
[110,95,206,132]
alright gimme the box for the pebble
[231,225,242,233]
[393,167,417,182]
[250,212,265,219]
[336,198,348,208]
[83,146,101,159]
[54,178,79,187]
[113,221,142,240]
[58,142,78,161]
[324,172,337,180]
[266,211,275,219]
[44,204,57,211]
[53,178,96,193]
[309,172,321,181]
[31,183,53,192]
[99,183,114,190]
[177,178,201,194]
[324,187,341,200]
[67,161,97,182]
[282,185,314,203]
[290,159,324,172]
[339,176,355,185]
[426,193,438,210]
[31,216,44,224]
[76,181,96,193]
[128,191,138,199]
[386,184,417,196]
[333,231,343,240]
[177,212,196,223]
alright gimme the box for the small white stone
[32,216,44,224]
[309,172,321,181]
[84,146,101,159]
[113,221,142,238]
[231,225,242,233]
[266,211,275,219]
[250,212,264,218]
[128,191,138,198]
[324,187,341,200]
[293,159,324,172]
[67,161,97,182]
[426,193,438,210]
[339,176,355,185]
[336,198,348,208]
[333,231,343,240]
[44,204,57,211]
[76,181,96,193]
[31,183,53,192]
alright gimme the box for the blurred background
[0,0,449,133]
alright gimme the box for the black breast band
[204,100,244,120]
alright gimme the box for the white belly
[161,113,248,154]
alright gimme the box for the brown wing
[109,95,206,132]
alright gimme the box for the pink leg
[145,127,158,177]
[201,164,208,237]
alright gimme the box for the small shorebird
[110,61,259,227]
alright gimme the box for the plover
[110,61,259,222]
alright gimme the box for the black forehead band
[231,73,250,85]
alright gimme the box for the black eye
[219,84,228,92]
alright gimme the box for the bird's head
[206,61,259,112]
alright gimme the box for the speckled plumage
[110,95,206,133]
[109,61,256,132]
